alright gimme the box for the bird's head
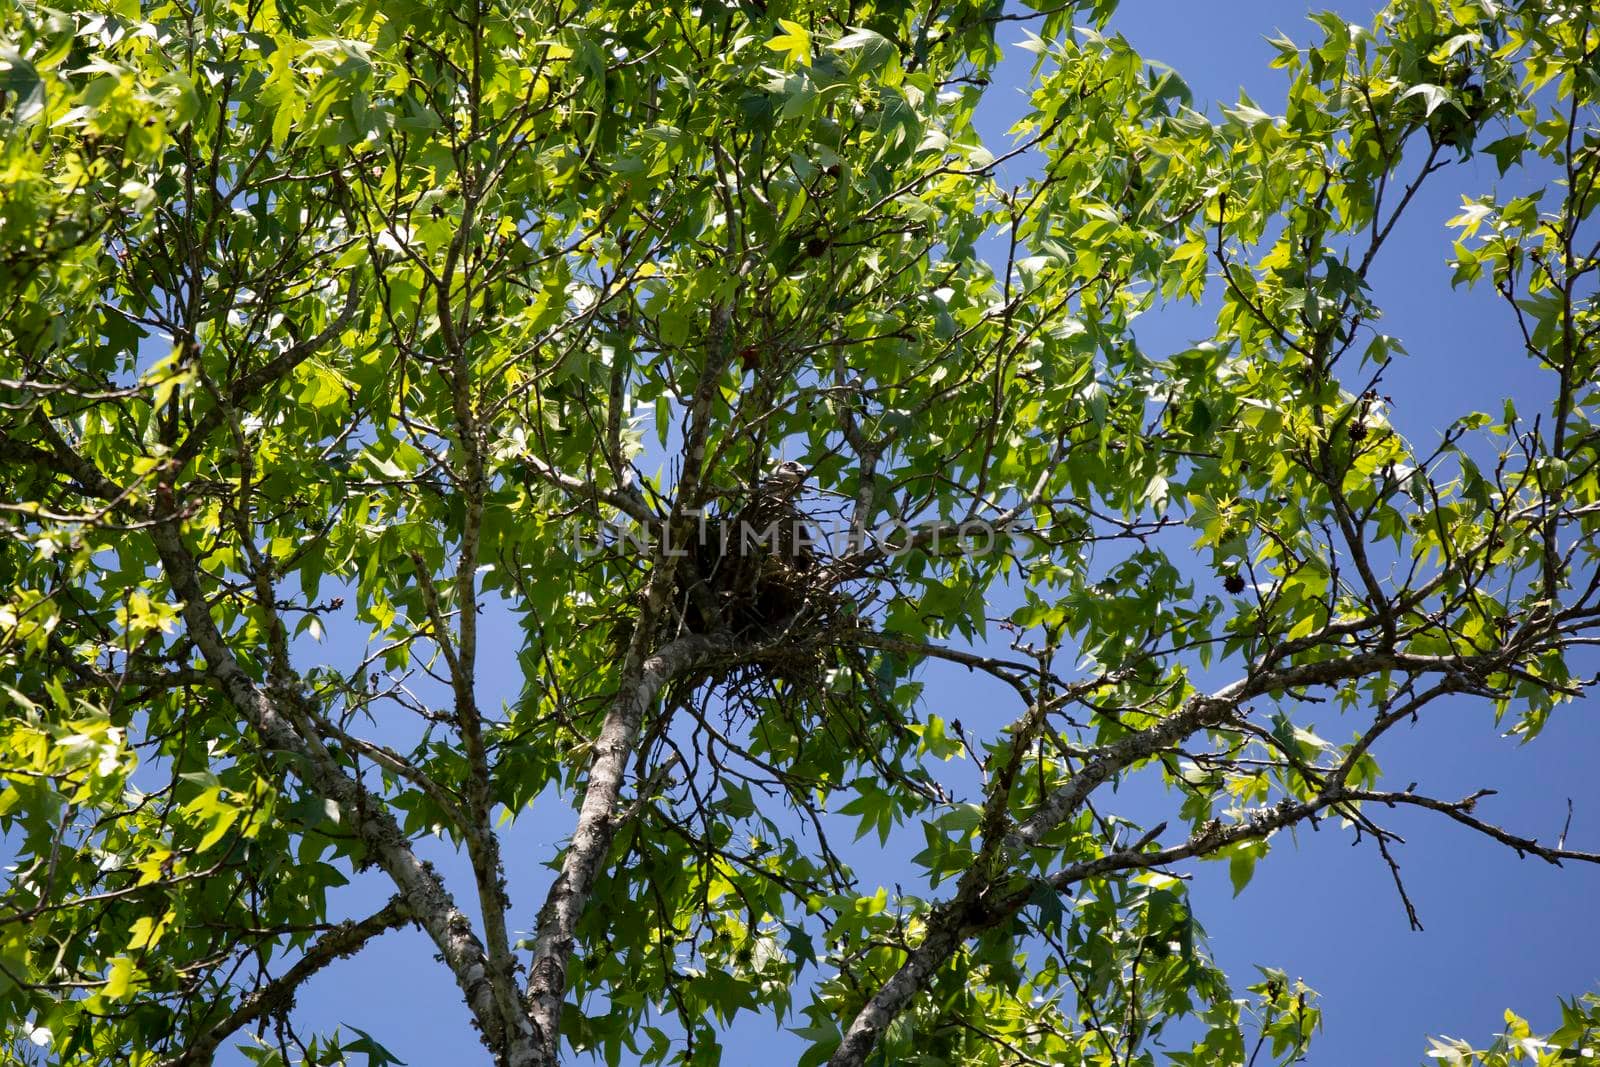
[763,460,808,492]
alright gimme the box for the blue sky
[55,3,1597,1064]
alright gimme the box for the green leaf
[766,19,812,69]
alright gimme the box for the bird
[727,460,815,570]
[616,462,823,646]
[679,459,818,636]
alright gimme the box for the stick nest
[621,497,858,708]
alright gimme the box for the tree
[1,0,1597,1064]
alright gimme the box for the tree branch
[157,897,411,1067]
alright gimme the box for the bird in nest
[723,460,816,571]
[610,460,834,658]
[680,459,820,635]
